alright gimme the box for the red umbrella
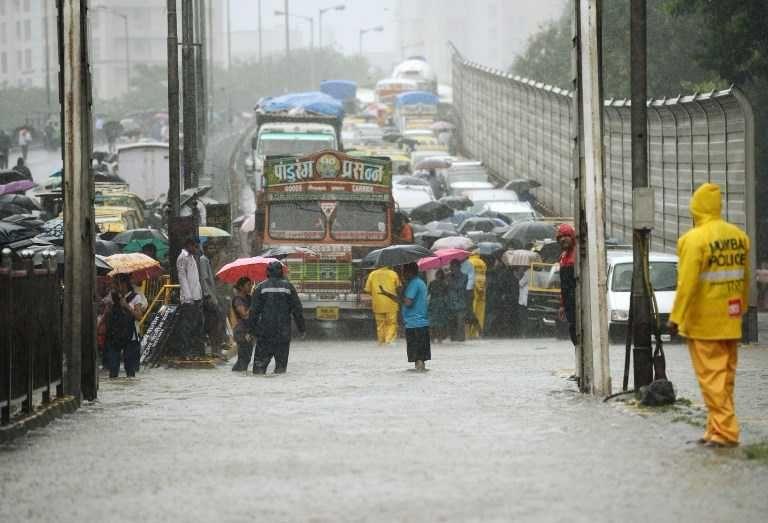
[417,248,471,271]
[215,256,287,284]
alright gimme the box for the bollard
[19,249,35,414]
[1,247,11,270]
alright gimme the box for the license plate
[316,307,340,321]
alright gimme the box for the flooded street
[3,337,767,522]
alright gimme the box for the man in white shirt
[175,238,205,356]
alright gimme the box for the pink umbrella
[215,256,287,284]
[0,180,36,196]
[417,248,471,271]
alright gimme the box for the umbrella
[502,249,542,268]
[431,121,455,132]
[216,256,286,284]
[121,238,168,260]
[41,217,64,236]
[105,253,163,282]
[425,220,457,233]
[180,185,212,207]
[2,214,45,230]
[0,202,28,219]
[466,231,501,244]
[431,236,475,251]
[0,179,36,196]
[417,248,471,271]
[415,158,452,171]
[458,216,507,234]
[476,208,512,224]
[0,170,27,185]
[475,242,504,256]
[95,254,113,274]
[395,176,430,186]
[0,221,38,245]
[503,179,542,193]
[95,239,120,256]
[259,246,319,260]
[501,221,557,249]
[448,210,476,226]
[112,228,169,246]
[439,195,473,210]
[199,226,231,239]
[536,240,562,264]
[409,201,454,223]
[0,194,40,211]
[361,244,432,268]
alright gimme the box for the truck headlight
[611,309,629,322]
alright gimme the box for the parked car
[393,185,435,213]
[480,201,536,223]
[466,189,520,212]
[606,250,679,341]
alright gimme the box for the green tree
[0,86,51,132]
[510,15,572,88]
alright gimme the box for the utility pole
[43,0,52,115]
[196,0,207,180]
[59,0,96,401]
[284,0,290,57]
[181,0,197,189]
[167,0,181,223]
[207,0,214,130]
[258,0,263,63]
[629,0,654,390]
[572,0,611,395]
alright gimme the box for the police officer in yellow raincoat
[467,253,487,338]
[668,183,750,448]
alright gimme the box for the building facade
[394,0,563,82]
[0,1,226,101]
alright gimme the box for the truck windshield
[330,202,388,241]
[268,202,326,240]
[611,262,678,292]
[258,135,336,156]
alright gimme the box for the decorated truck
[254,150,394,325]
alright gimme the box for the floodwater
[2,337,767,522]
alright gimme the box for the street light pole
[359,25,383,56]
[284,0,290,57]
[318,4,345,48]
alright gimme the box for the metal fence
[451,45,756,253]
[0,250,64,425]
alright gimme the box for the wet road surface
[2,337,767,522]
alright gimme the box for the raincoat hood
[690,183,722,226]
[556,223,575,239]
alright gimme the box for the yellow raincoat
[669,183,750,339]
[467,254,487,338]
[669,183,750,445]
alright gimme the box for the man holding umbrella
[249,261,305,374]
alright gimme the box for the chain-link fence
[451,45,756,254]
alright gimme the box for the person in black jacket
[249,261,305,374]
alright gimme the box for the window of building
[0,0,5,16]
[23,19,30,41]
[0,23,5,44]
[15,20,20,39]
[12,0,18,14]
[16,49,21,69]
[24,48,30,69]
[22,0,29,12]
[1,52,6,75]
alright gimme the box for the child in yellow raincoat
[668,183,750,448]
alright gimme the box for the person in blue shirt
[379,262,431,371]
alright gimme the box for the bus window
[268,202,326,240]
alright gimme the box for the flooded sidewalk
[2,338,767,522]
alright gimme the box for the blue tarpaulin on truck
[260,91,345,118]
[394,91,439,108]
[320,80,357,101]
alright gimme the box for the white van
[606,250,679,341]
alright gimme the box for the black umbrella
[438,195,473,210]
[502,179,542,193]
[502,221,557,249]
[476,208,511,224]
[96,239,120,256]
[458,217,507,234]
[0,194,40,210]
[415,158,452,171]
[362,244,432,268]
[0,202,28,219]
[0,170,27,185]
[425,220,457,233]
[0,221,38,245]
[260,246,319,259]
[538,240,562,264]
[409,201,454,224]
[2,214,45,229]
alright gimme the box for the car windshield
[268,202,326,240]
[330,202,388,241]
[258,135,336,156]
[448,172,488,183]
[611,261,678,292]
